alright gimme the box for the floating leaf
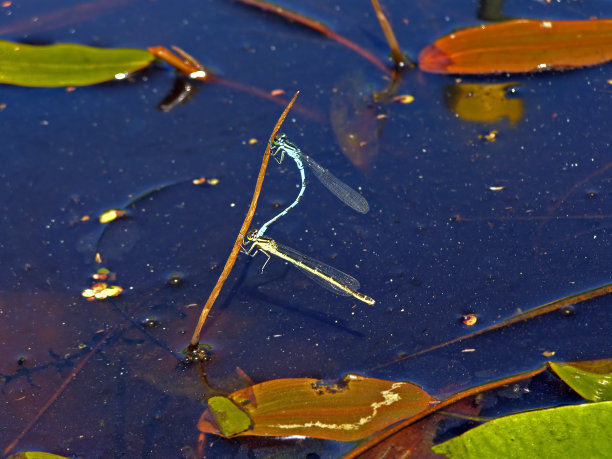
[549,358,612,402]
[360,397,480,459]
[8,452,70,459]
[198,374,438,441]
[432,401,612,458]
[419,19,612,74]
[203,396,253,437]
[444,82,523,125]
[0,40,154,87]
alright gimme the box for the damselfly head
[246,229,258,241]
[273,133,286,145]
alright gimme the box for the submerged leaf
[419,19,612,74]
[0,40,153,87]
[549,359,612,402]
[359,397,480,459]
[198,374,437,441]
[444,82,523,124]
[330,73,381,170]
[432,401,612,458]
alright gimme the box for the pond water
[1,0,611,457]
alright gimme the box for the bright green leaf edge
[549,360,612,402]
[207,396,253,437]
[0,40,154,87]
[432,401,612,459]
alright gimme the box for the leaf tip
[418,44,452,73]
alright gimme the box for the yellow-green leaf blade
[205,396,253,437]
[8,452,70,459]
[549,358,612,402]
[432,401,612,458]
[0,40,154,87]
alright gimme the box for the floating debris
[462,314,478,326]
[99,208,127,223]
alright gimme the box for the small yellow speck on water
[81,287,97,299]
[479,130,498,142]
[376,114,388,119]
[0,103,6,110]
[270,89,285,96]
[192,177,206,185]
[393,94,415,104]
[81,282,123,301]
[248,138,258,145]
[80,215,91,222]
[95,252,103,264]
[607,79,612,85]
[208,178,220,186]
[489,186,505,191]
[542,350,556,357]
[99,209,126,223]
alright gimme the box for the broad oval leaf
[432,401,612,458]
[198,374,438,441]
[419,19,612,74]
[549,358,612,402]
[0,40,154,87]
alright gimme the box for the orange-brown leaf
[419,19,612,74]
[197,374,438,441]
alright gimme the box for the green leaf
[0,40,154,87]
[432,401,612,458]
[206,396,253,437]
[549,358,612,402]
[8,452,70,459]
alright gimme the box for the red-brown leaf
[419,19,612,74]
[197,374,438,441]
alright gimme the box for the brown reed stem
[370,0,408,67]
[189,91,300,347]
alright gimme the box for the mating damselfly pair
[244,134,375,305]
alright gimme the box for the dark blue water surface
[1,0,611,457]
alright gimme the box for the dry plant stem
[236,0,392,76]
[343,364,548,458]
[148,46,322,121]
[189,91,300,347]
[371,281,612,371]
[3,330,113,456]
[148,46,202,75]
[370,0,407,66]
